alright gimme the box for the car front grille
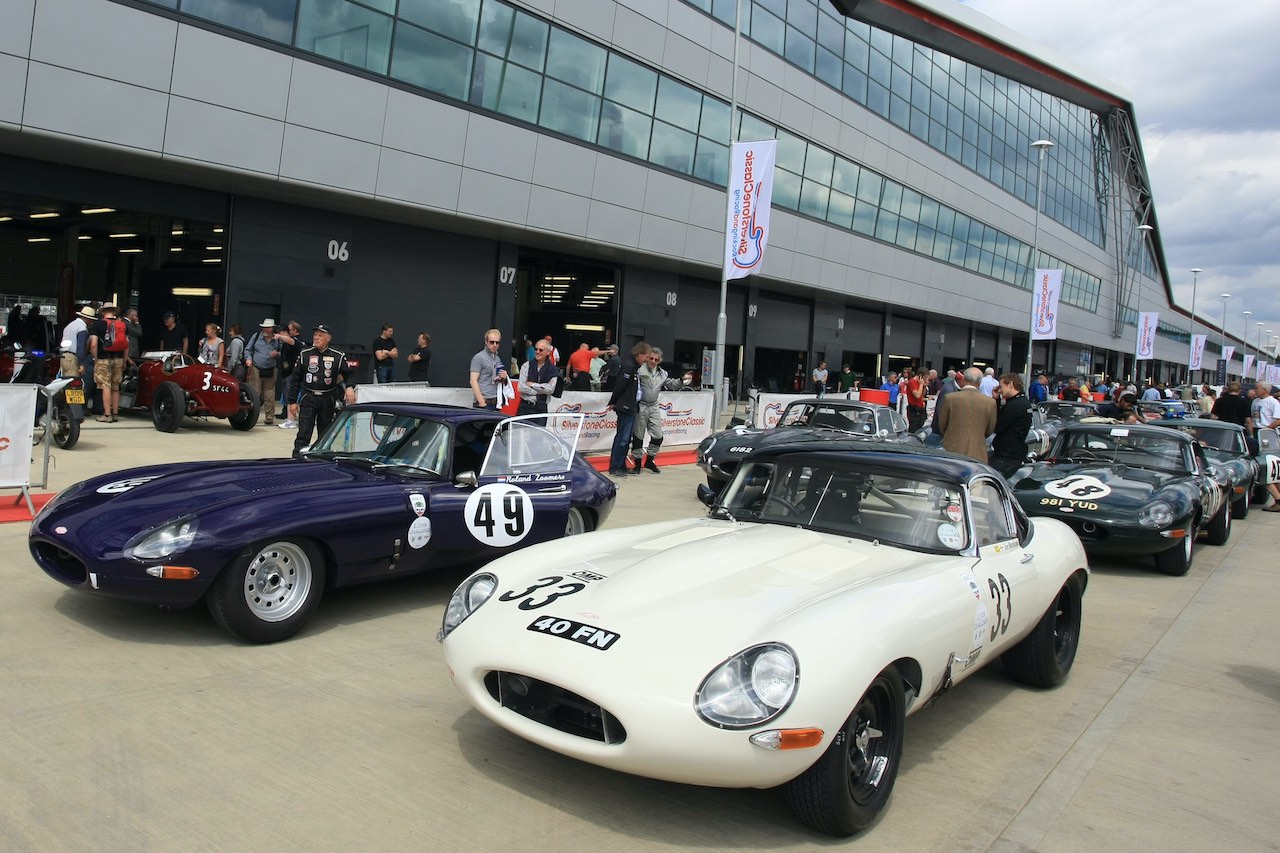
[484,671,626,744]
[1062,518,1108,542]
[33,541,88,584]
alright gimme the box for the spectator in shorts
[88,305,125,423]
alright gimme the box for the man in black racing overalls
[290,324,356,458]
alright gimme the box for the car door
[1187,443,1222,524]
[968,477,1037,659]
[431,414,585,556]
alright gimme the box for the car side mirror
[696,483,716,507]
[877,429,889,439]
[455,470,478,488]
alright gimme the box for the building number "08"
[326,240,350,262]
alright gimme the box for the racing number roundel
[1044,475,1111,500]
[464,483,534,547]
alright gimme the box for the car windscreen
[718,460,969,552]
[1169,424,1244,454]
[778,403,876,435]
[310,410,450,475]
[1051,428,1189,473]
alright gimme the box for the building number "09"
[326,240,350,262]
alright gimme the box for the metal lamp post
[1023,138,1054,383]
[1188,268,1202,382]
[1219,293,1231,380]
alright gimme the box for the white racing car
[438,441,1089,835]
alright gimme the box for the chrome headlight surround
[1138,501,1174,528]
[123,516,199,561]
[694,643,799,730]
[437,573,498,642]
[1210,466,1231,489]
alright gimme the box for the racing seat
[809,476,863,531]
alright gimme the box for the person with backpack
[88,305,128,423]
[225,324,246,381]
[244,319,285,426]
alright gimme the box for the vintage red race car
[120,351,260,432]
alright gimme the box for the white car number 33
[465,483,535,547]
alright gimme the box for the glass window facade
[683,0,1104,248]
[147,0,1103,311]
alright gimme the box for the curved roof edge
[828,0,1131,114]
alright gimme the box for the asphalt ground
[2,413,1278,851]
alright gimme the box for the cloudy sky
[966,0,1280,358]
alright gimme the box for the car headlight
[123,516,199,561]
[437,573,498,642]
[1139,501,1174,528]
[695,643,798,729]
[1210,467,1231,488]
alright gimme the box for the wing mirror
[696,483,716,507]
[455,470,478,488]
[877,428,889,439]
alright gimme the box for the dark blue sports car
[29,405,616,643]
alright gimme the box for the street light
[1023,138,1054,383]
[1257,322,1266,380]
[1220,293,1231,378]
[1188,268,1202,381]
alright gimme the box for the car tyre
[1231,492,1249,520]
[565,507,593,536]
[1153,527,1193,576]
[151,380,185,433]
[1204,497,1231,546]
[229,383,261,431]
[784,665,905,837]
[1002,572,1084,688]
[207,538,326,643]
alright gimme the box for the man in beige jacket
[938,367,997,461]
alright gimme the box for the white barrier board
[356,385,714,452]
[0,385,37,489]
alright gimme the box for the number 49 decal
[464,483,534,547]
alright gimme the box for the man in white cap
[289,323,356,457]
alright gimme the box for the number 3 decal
[464,483,534,547]
[988,573,1012,641]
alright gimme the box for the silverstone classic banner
[723,140,777,281]
[1135,311,1158,360]
[1030,268,1063,341]
[357,385,714,453]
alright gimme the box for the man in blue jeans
[372,323,398,384]
[606,341,652,477]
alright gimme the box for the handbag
[552,374,565,398]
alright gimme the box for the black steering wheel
[762,495,805,519]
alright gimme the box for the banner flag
[1222,346,1235,368]
[1189,334,1207,370]
[1030,269,1064,340]
[1243,354,1255,380]
[723,140,777,280]
[1135,311,1158,360]
[1258,360,1268,381]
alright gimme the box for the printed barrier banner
[1029,268,1064,340]
[0,385,37,489]
[356,385,714,452]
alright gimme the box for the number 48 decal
[464,483,534,547]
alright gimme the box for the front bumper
[29,534,213,607]
[443,634,826,789]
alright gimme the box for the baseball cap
[313,324,333,335]
[606,343,619,352]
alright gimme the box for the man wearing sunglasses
[469,328,508,410]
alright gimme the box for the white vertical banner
[1222,346,1235,369]
[723,140,778,280]
[1243,354,1255,380]
[1271,365,1279,384]
[1188,334,1207,370]
[0,386,37,489]
[1029,268,1064,340]
[1258,360,1268,381]
[1135,311,1159,360]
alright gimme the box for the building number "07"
[326,240,350,262]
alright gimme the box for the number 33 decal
[464,483,534,547]
[499,575,585,611]
[988,573,1012,641]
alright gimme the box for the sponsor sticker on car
[527,615,619,650]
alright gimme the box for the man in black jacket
[989,373,1032,478]
[605,341,652,477]
[290,324,357,458]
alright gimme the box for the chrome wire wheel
[243,541,314,622]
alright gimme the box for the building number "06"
[326,240,350,262]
